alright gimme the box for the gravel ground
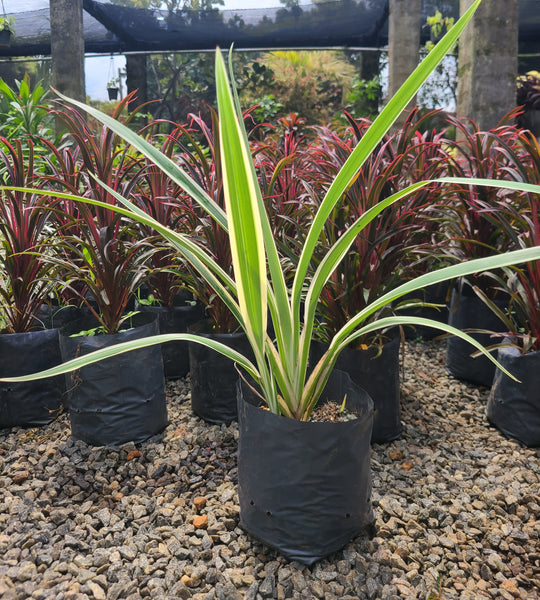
[0,339,539,600]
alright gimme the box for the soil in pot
[136,294,204,379]
[446,286,508,387]
[59,312,168,446]
[237,369,374,565]
[487,344,540,447]
[189,319,254,425]
[0,328,64,428]
[311,335,401,443]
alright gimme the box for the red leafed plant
[254,113,317,274]
[129,124,195,307]
[475,128,540,353]
[308,110,450,345]
[0,138,56,333]
[432,111,530,298]
[41,98,155,333]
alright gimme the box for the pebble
[0,342,538,599]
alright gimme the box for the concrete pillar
[50,0,85,102]
[126,54,148,110]
[388,0,421,115]
[457,0,519,130]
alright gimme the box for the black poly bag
[237,370,374,565]
[189,320,254,424]
[487,345,540,447]
[446,287,507,386]
[311,336,401,443]
[137,296,204,379]
[60,313,167,446]
[0,328,64,428]
[400,282,450,340]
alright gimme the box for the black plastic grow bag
[311,336,400,443]
[59,313,167,446]
[487,345,540,447]
[446,287,507,386]
[0,328,64,428]
[237,369,374,565]
[189,319,254,425]
[400,282,451,340]
[37,303,83,331]
[137,297,204,379]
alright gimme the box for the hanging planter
[0,4,15,50]
[107,86,119,101]
[0,26,12,48]
[237,369,374,565]
[106,55,121,101]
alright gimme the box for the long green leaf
[304,314,520,418]
[333,245,540,352]
[53,89,227,230]
[1,333,259,383]
[215,50,267,362]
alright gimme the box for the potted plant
[0,15,14,48]
[130,127,204,379]
[438,113,529,385]
[6,0,540,562]
[173,109,255,425]
[0,138,64,428]
[42,101,168,447]
[482,129,540,446]
[107,76,120,101]
[483,262,540,447]
[307,109,450,443]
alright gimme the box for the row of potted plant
[1,102,535,430]
[1,72,540,439]
[2,0,540,562]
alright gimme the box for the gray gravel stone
[0,342,539,599]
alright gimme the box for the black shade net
[0,0,537,58]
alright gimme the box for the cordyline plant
[255,112,316,276]
[41,99,156,333]
[474,129,540,354]
[4,0,540,419]
[167,109,239,332]
[431,111,531,297]
[129,125,194,308]
[308,109,451,345]
[0,138,56,333]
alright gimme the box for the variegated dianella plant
[4,0,540,420]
